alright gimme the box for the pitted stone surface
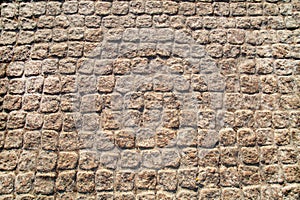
[0,0,300,199]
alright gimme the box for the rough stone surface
[0,0,299,199]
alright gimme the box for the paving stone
[231,3,247,16]
[220,166,239,187]
[23,131,40,151]
[213,2,230,16]
[142,150,162,169]
[120,150,140,169]
[40,96,60,113]
[57,152,78,170]
[47,2,61,16]
[79,151,98,170]
[34,173,55,195]
[43,113,62,131]
[36,150,57,172]
[41,130,58,151]
[112,1,129,15]
[3,95,22,111]
[95,169,114,191]
[178,2,195,16]
[161,148,180,168]
[180,147,199,168]
[95,2,111,15]
[6,62,24,77]
[240,147,259,164]
[243,186,261,200]
[176,190,197,200]
[278,147,298,164]
[16,172,34,194]
[0,173,14,194]
[31,43,49,59]
[199,188,221,200]
[115,171,135,191]
[260,146,278,165]
[76,171,95,193]
[21,95,39,111]
[220,147,239,166]
[196,1,213,16]
[78,1,94,15]
[156,191,174,200]
[237,128,256,146]
[0,150,19,171]
[56,171,76,192]
[1,3,18,18]
[136,169,157,189]
[3,130,23,149]
[25,113,43,130]
[18,150,37,171]
[7,111,26,129]
[62,1,78,14]
[157,170,177,191]
[197,167,219,188]
[222,188,243,200]
[59,132,79,151]
[219,128,236,146]
[115,129,135,149]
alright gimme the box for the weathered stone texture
[0,0,299,199]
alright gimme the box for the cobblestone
[0,0,299,199]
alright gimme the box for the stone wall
[0,0,299,199]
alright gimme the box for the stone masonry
[0,0,300,200]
